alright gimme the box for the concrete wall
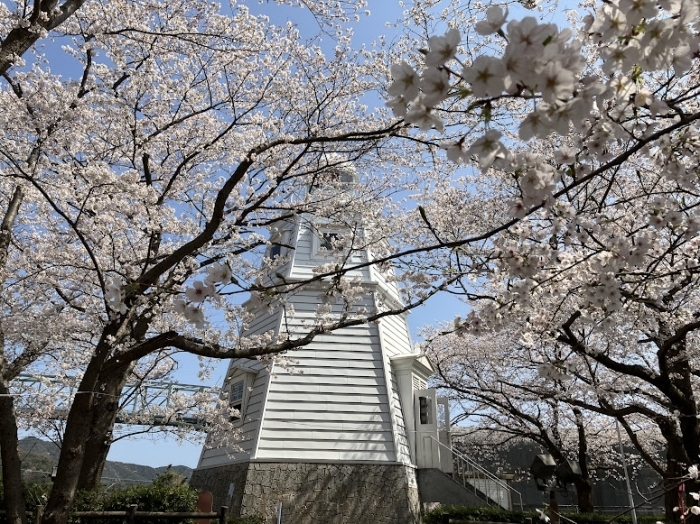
[191,461,420,524]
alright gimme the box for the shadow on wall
[192,462,420,524]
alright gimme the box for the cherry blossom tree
[426,329,598,510]
[0,2,463,524]
[386,0,700,516]
[426,327,670,512]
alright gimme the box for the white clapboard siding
[377,318,415,465]
[259,429,394,441]
[197,306,280,469]
[288,226,371,281]
[368,259,404,305]
[263,420,390,431]
[377,314,414,358]
[255,316,398,461]
[242,307,281,337]
[196,207,420,470]
[389,369,413,464]
[197,362,272,468]
[266,392,385,403]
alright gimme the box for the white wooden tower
[191,163,451,524]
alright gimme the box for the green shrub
[64,471,198,524]
[101,473,198,524]
[226,516,264,524]
[423,505,537,524]
[561,513,665,524]
[422,506,666,524]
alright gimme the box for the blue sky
[102,0,469,469]
[103,0,583,468]
[67,0,577,469]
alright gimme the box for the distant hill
[13,437,192,486]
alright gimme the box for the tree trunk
[40,387,95,524]
[573,407,594,512]
[662,334,699,520]
[573,477,594,513]
[41,331,119,524]
[76,365,131,491]
[0,187,27,524]
[665,435,688,521]
[0,380,28,524]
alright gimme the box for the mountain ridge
[15,437,193,486]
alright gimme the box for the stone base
[190,462,420,524]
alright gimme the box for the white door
[414,389,440,469]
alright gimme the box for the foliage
[102,470,194,507]
[226,516,264,524]
[0,479,199,524]
[68,473,198,524]
[0,1,449,523]
[422,505,537,524]
[421,506,665,524]
[389,0,700,515]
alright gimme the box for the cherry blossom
[185,280,216,303]
[474,6,508,36]
[104,280,127,314]
[461,56,506,98]
[205,262,233,285]
[424,28,461,67]
[0,2,453,523]
[420,67,451,107]
[387,0,700,516]
[466,130,507,168]
[389,61,421,102]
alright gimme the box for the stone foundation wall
[191,462,420,524]
[189,462,249,515]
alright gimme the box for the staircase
[426,436,523,511]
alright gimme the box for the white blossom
[466,130,507,169]
[389,61,421,102]
[461,56,506,98]
[405,103,445,132]
[424,28,461,67]
[186,280,216,303]
[475,6,509,36]
[420,67,451,107]
[205,262,233,285]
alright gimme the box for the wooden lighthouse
[190,162,451,524]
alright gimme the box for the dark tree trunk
[661,335,700,520]
[665,434,688,521]
[0,381,28,524]
[0,187,26,524]
[41,329,119,524]
[41,387,95,524]
[573,407,594,512]
[573,477,594,513]
[76,365,131,491]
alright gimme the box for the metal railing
[427,436,524,512]
[1,504,229,524]
[12,374,215,428]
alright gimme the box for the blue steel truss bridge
[12,374,217,429]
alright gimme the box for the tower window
[267,230,292,259]
[320,232,340,250]
[418,396,432,425]
[229,380,245,422]
[269,244,283,259]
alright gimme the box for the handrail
[427,435,524,512]
[11,374,214,429]
[1,504,230,524]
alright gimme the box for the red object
[197,491,214,524]
[680,482,687,522]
